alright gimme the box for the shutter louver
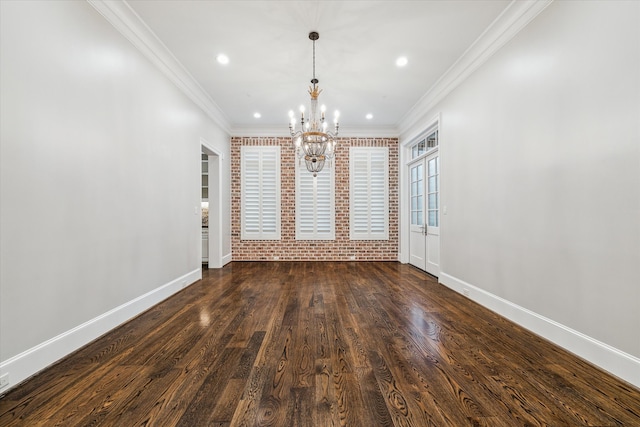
[296,160,335,240]
[350,147,389,240]
[241,146,281,240]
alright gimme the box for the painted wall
[231,137,398,261]
[0,0,230,382]
[403,0,639,364]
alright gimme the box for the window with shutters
[296,161,335,240]
[241,146,281,240]
[350,147,389,240]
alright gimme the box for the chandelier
[289,31,339,177]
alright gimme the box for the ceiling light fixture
[253,112,261,118]
[366,113,373,120]
[396,56,408,67]
[216,54,229,65]
[289,31,339,177]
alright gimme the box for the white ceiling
[127,0,512,134]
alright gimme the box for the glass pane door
[427,157,439,227]
[410,163,423,227]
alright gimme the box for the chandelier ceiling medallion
[289,31,340,177]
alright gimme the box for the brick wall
[231,136,398,261]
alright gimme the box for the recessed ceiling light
[216,54,229,65]
[396,56,408,67]
[253,112,261,119]
[366,113,373,120]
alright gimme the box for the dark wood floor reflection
[1,262,639,426]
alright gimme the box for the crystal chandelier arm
[288,110,296,133]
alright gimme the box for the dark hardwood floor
[1,262,639,426]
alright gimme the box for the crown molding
[399,0,553,142]
[87,0,551,141]
[230,125,399,138]
[87,0,232,134]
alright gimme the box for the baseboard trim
[222,253,232,266]
[439,272,640,389]
[0,269,201,393]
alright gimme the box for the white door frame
[201,138,224,269]
[400,114,441,272]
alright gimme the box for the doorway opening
[201,139,223,268]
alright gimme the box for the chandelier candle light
[289,31,339,177]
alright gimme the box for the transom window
[411,130,438,159]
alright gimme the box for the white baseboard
[0,268,201,393]
[439,272,640,389]
[222,253,232,266]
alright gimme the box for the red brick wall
[231,136,398,261]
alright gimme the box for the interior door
[424,152,440,276]
[409,151,440,276]
[409,161,426,270]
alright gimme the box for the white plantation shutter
[241,146,281,240]
[350,147,389,240]
[296,161,335,240]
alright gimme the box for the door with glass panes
[409,150,440,276]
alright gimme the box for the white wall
[0,0,230,389]
[402,0,639,385]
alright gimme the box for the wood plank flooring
[1,261,639,426]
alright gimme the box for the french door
[409,150,440,276]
